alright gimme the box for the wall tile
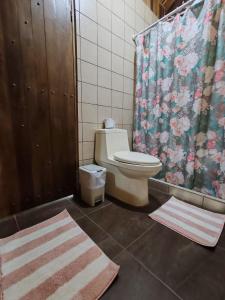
[123,109,133,125]
[78,102,82,122]
[77,0,156,164]
[124,60,134,79]
[112,34,124,57]
[82,82,97,104]
[98,26,111,51]
[112,54,123,75]
[81,38,97,65]
[81,61,97,85]
[203,196,225,213]
[125,0,135,10]
[78,123,83,141]
[82,103,98,123]
[112,90,123,108]
[97,0,111,10]
[112,0,124,19]
[124,42,135,62]
[125,4,135,29]
[83,142,95,159]
[135,0,145,17]
[98,67,111,89]
[112,72,123,92]
[123,93,134,110]
[98,87,111,106]
[112,14,124,39]
[125,24,134,44]
[124,77,134,94]
[98,47,111,70]
[77,81,81,102]
[112,108,123,125]
[83,123,98,141]
[80,0,97,21]
[76,11,80,34]
[77,59,81,81]
[97,2,111,30]
[76,36,81,59]
[135,14,145,32]
[98,106,112,124]
[79,142,83,160]
[80,14,97,44]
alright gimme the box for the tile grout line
[128,251,184,300]
[174,245,225,292]
[82,203,183,299]
[123,221,157,250]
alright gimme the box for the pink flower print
[207,130,217,140]
[187,153,195,162]
[165,172,184,185]
[138,35,144,45]
[140,99,148,109]
[215,70,224,82]
[212,180,220,191]
[214,152,222,163]
[160,131,169,144]
[174,55,184,69]
[161,103,169,114]
[160,152,167,163]
[141,120,151,130]
[135,135,142,145]
[194,159,201,170]
[152,96,159,107]
[142,72,148,81]
[194,89,202,98]
[218,117,225,127]
[136,88,142,98]
[204,12,213,24]
[150,148,158,156]
[207,140,216,149]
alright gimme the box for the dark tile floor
[1,195,225,300]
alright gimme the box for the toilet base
[101,163,149,206]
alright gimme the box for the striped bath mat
[0,210,119,300]
[149,196,225,247]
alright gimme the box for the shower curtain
[134,0,225,199]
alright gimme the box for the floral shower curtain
[134,0,225,199]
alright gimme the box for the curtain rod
[132,0,198,42]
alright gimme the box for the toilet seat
[113,151,160,166]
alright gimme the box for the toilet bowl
[95,129,162,206]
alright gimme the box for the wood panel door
[0,0,78,217]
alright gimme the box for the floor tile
[98,236,123,259]
[0,216,19,238]
[88,201,155,247]
[76,216,108,244]
[16,197,84,229]
[176,247,225,300]
[217,227,225,249]
[128,223,212,289]
[101,251,180,300]
[74,196,111,215]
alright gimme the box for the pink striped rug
[149,196,225,247]
[0,210,119,300]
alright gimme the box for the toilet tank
[95,129,130,163]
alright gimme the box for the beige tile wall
[76,0,157,165]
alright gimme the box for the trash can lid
[79,164,106,173]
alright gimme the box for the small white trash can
[79,164,106,206]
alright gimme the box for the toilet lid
[113,151,160,165]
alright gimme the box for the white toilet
[95,129,162,206]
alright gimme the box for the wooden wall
[0,0,78,217]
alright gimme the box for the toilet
[95,129,162,206]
